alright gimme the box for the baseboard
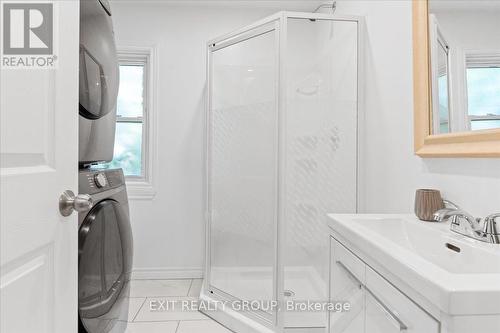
[131,267,204,280]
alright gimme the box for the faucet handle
[437,200,461,225]
[443,199,459,210]
[483,213,500,235]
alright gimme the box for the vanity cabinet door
[365,266,439,333]
[330,237,366,333]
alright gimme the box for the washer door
[78,199,125,319]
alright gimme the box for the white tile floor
[124,279,232,333]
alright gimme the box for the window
[465,53,500,131]
[108,63,145,177]
[97,46,157,199]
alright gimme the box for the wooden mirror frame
[413,0,500,157]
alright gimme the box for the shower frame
[202,11,365,333]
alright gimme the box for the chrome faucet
[433,203,500,244]
[483,213,500,244]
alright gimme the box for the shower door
[283,17,359,330]
[207,21,279,322]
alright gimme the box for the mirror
[428,1,500,135]
[412,0,500,157]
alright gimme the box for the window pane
[467,67,500,117]
[470,120,500,131]
[117,65,144,117]
[97,123,143,177]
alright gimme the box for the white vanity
[327,214,500,333]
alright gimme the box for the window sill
[125,180,156,200]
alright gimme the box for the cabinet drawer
[365,266,439,333]
[332,237,365,284]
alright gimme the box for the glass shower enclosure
[203,11,362,332]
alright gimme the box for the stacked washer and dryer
[78,1,133,332]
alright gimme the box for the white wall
[110,0,322,277]
[334,1,500,216]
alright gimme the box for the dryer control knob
[94,173,107,188]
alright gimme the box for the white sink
[328,214,500,315]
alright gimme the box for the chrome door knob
[59,190,93,217]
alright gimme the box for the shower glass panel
[208,23,278,315]
[283,18,358,329]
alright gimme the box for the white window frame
[464,50,500,130]
[429,14,453,134]
[117,45,158,200]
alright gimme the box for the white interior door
[0,1,80,332]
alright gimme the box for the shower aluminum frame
[203,11,365,333]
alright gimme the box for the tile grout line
[132,297,148,322]
[186,278,194,296]
[130,279,194,298]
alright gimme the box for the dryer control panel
[79,168,125,195]
[94,173,108,188]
